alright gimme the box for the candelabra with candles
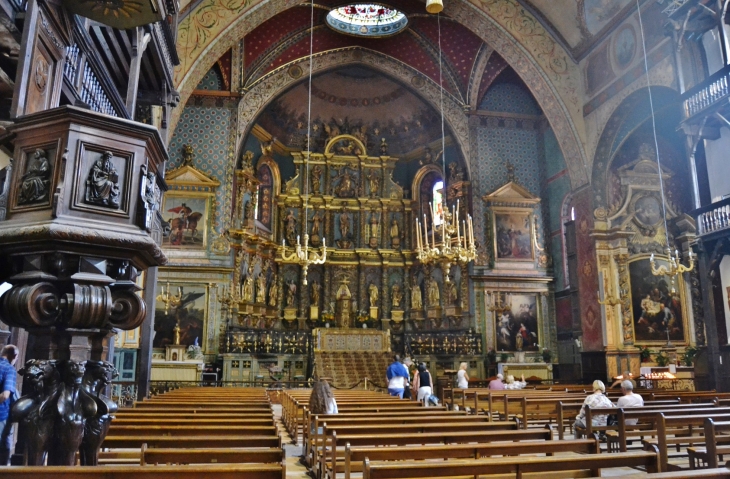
[156,282,182,314]
[486,291,512,312]
[415,199,476,281]
[650,247,695,294]
[280,233,327,286]
[217,282,241,322]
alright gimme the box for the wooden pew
[361,450,661,479]
[618,467,730,479]
[688,420,730,469]
[140,444,284,466]
[320,427,553,479]
[648,413,730,471]
[0,463,286,478]
[102,435,281,449]
[106,425,277,437]
[341,438,599,479]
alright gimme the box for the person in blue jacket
[386,354,410,399]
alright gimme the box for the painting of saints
[495,213,533,260]
[630,259,684,342]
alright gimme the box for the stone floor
[271,405,684,478]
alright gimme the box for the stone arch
[233,48,470,176]
[172,0,588,188]
[590,86,681,212]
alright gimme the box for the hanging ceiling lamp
[426,0,444,14]
[280,1,327,285]
[414,11,475,281]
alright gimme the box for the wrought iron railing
[694,196,730,237]
[223,329,310,354]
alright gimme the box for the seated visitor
[610,370,636,389]
[309,379,338,416]
[616,379,643,425]
[574,380,613,431]
[488,373,505,390]
[504,374,527,390]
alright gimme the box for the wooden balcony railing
[695,196,730,237]
[682,64,730,120]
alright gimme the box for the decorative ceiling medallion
[326,4,408,38]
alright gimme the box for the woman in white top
[457,362,469,389]
[504,374,527,390]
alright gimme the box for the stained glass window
[326,4,408,37]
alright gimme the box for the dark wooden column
[696,240,723,391]
[137,266,158,400]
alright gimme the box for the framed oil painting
[494,212,533,261]
[629,258,686,344]
[161,193,210,249]
[495,294,540,352]
[154,283,208,350]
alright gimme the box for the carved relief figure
[284,209,298,246]
[410,280,423,309]
[310,209,322,247]
[448,162,464,182]
[392,284,403,309]
[368,283,379,308]
[444,279,457,305]
[18,148,52,205]
[311,281,321,305]
[182,144,194,166]
[368,211,379,248]
[79,361,118,466]
[85,151,120,208]
[256,274,267,304]
[337,209,352,249]
[427,277,440,307]
[241,150,255,170]
[334,169,356,198]
[311,164,322,194]
[268,275,279,307]
[286,281,297,307]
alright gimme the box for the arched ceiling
[172,0,590,188]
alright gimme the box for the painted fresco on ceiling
[255,66,449,158]
[584,0,632,36]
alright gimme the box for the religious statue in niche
[366,170,380,198]
[336,208,352,249]
[427,277,440,307]
[18,148,52,205]
[368,210,379,248]
[285,281,297,308]
[334,168,356,198]
[268,274,279,308]
[311,281,321,306]
[256,273,267,304]
[242,273,254,303]
[410,280,423,310]
[390,218,400,249]
[392,284,403,309]
[368,283,379,308]
[311,164,322,194]
[444,278,457,305]
[244,198,255,221]
[85,151,120,209]
[310,209,323,247]
[284,209,298,246]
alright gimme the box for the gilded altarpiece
[594,157,696,381]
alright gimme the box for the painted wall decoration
[495,294,540,351]
[494,212,533,260]
[162,194,210,249]
[629,258,685,343]
[614,24,636,69]
[585,0,632,36]
[154,283,208,349]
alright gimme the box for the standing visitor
[309,379,338,415]
[0,345,18,465]
[412,363,438,406]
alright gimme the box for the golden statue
[173,319,181,345]
[311,281,321,305]
[242,275,254,302]
[410,281,423,309]
[368,283,379,308]
[444,280,457,305]
[390,219,400,248]
[427,277,440,307]
[256,274,267,304]
[392,284,403,309]
[268,280,279,307]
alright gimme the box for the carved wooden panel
[72,143,133,219]
[9,142,60,213]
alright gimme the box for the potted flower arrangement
[681,345,698,366]
[499,352,509,363]
[356,310,372,329]
[639,346,652,363]
[321,311,335,327]
[655,351,671,367]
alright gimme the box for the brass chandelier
[413,9,476,281]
